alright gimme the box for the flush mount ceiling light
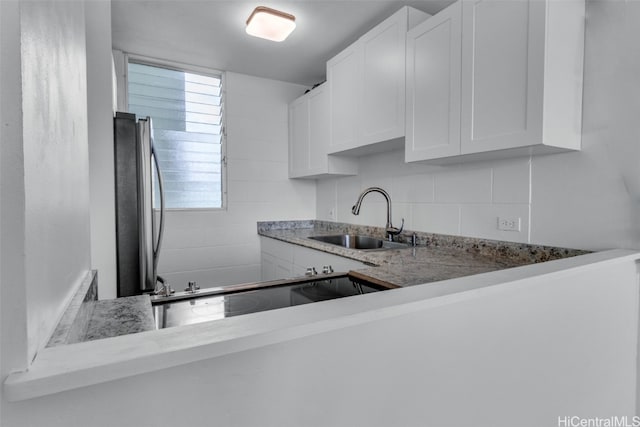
[245,6,296,42]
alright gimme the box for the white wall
[86,1,117,299]
[529,0,640,250]
[19,0,92,364]
[0,0,29,404]
[317,0,640,252]
[156,72,316,288]
[1,0,93,420]
[3,253,638,427]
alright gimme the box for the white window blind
[127,62,224,209]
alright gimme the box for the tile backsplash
[317,150,532,244]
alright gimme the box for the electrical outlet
[497,216,521,232]
[328,208,336,221]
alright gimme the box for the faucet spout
[351,187,403,240]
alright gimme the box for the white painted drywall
[86,1,117,300]
[18,0,92,364]
[155,72,316,288]
[529,0,640,250]
[0,0,29,415]
[2,252,638,427]
[317,0,640,251]
[1,0,94,422]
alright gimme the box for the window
[127,60,224,209]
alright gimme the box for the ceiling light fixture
[245,6,296,42]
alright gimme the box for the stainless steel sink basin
[308,234,406,250]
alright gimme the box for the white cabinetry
[406,0,584,163]
[327,44,361,154]
[289,84,357,179]
[260,237,367,281]
[405,1,462,162]
[328,6,430,156]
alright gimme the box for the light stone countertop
[51,220,588,347]
[257,220,590,287]
[83,295,156,341]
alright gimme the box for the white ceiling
[111,0,453,87]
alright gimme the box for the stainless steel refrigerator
[113,112,165,297]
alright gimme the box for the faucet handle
[185,281,200,293]
[387,218,404,236]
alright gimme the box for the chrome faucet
[351,187,404,241]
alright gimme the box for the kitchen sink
[308,234,406,250]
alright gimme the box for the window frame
[123,53,228,212]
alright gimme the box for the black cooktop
[153,275,386,329]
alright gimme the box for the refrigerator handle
[151,140,165,290]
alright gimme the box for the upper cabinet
[406,0,585,163]
[328,6,430,156]
[326,44,361,154]
[288,83,358,179]
[405,1,462,162]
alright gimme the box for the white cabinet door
[291,245,366,277]
[288,96,309,178]
[307,86,329,173]
[288,84,358,179]
[460,0,545,154]
[405,1,462,162]
[360,8,408,145]
[327,7,429,156]
[327,43,361,153]
[261,252,294,282]
[260,237,367,281]
[406,0,583,163]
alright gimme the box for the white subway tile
[393,202,413,231]
[336,176,361,221]
[434,166,492,203]
[358,150,405,179]
[412,204,460,235]
[359,177,393,195]
[159,244,262,273]
[226,130,288,162]
[227,159,288,181]
[316,179,337,221]
[226,180,250,202]
[460,204,530,243]
[392,174,434,203]
[161,227,209,250]
[355,200,389,228]
[492,158,531,204]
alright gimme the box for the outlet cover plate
[497,216,521,232]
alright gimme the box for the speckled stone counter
[48,271,99,347]
[48,275,156,346]
[83,295,155,342]
[258,220,590,287]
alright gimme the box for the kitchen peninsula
[258,220,589,287]
[47,219,591,347]
[4,222,637,426]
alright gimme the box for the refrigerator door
[114,112,141,297]
[114,113,164,296]
[137,118,155,292]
